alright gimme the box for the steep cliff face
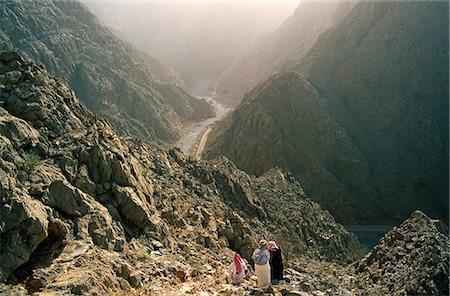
[0,52,363,294]
[0,0,214,143]
[204,1,449,224]
[216,1,356,100]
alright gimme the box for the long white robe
[252,249,271,287]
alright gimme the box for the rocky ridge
[0,52,364,295]
[0,0,214,143]
[352,210,449,295]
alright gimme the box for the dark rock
[393,230,405,241]
[28,184,44,197]
[128,271,141,288]
[151,240,164,250]
[0,52,22,63]
[204,1,449,225]
[299,282,312,292]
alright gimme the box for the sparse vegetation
[22,152,42,172]
[4,83,17,91]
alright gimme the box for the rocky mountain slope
[204,1,449,225]
[217,1,352,100]
[0,0,214,143]
[0,52,366,295]
[219,210,449,296]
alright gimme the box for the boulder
[74,165,96,196]
[88,145,113,183]
[45,180,94,217]
[0,52,23,63]
[112,185,151,228]
[0,114,39,148]
[0,192,49,281]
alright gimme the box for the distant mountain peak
[204,1,449,225]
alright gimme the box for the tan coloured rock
[0,112,39,148]
[45,180,94,217]
[0,192,49,281]
[88,145,113,183]
[73,165,97,196]
[112,185,151,228]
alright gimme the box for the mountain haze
[0,0,214,143]
[204,1,449,224]
[217,1,355,100]
[83,1,298,93]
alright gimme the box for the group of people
[228,239,283,287]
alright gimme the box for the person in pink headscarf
[228,253,247,284]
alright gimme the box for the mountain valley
[0,0,448,295]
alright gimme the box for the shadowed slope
[204,1,449,224]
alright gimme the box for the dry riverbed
[177,95,235,159]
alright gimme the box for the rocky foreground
[0,52,448,295]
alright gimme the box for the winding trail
[193,126,212,159]
[176,94,235,159]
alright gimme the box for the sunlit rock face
[204,1,449,225]
[0,0,214,143]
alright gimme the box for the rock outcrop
[353,210,449,296]
[0,52,363,294]
[204,1,449,224]
[0,0,214,143]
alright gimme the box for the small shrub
[23,152,42,172]
[4,83,17,91]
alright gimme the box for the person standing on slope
[252,239,271,287]
[228,253,247,284]
[268,240,283,283]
